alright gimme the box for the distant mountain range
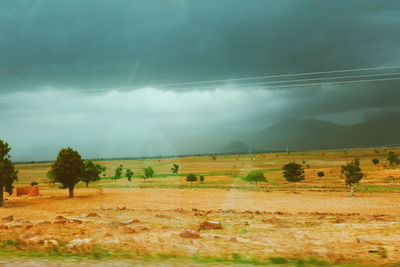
[220,112,400,154]
[171,112,400,155]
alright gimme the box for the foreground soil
[1,188,400,266]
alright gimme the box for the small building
[13,186,40,197]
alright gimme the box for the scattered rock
[122,219,140,224]
[66,238,92,248]
[200,221,222,230]
[123,227,137,234]
[43,239,59,248]
[110,222,125,228]
[2,215,14,222]
[173,208,185,213]
[87,212,100,217]
[180,229,200,238]
[331,218,345,224]
[229,236,237,242]
[53,220,67,224]
[36,221,51,225]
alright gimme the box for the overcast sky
[1,0,400,161]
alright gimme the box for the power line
[256,76,400,90]
[151,76,400,92]
[155,65,400,88]
[86,65,400,92]
[232,71,400,87]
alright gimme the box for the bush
[185,173,197,184]
[30,181,39,186]
[372,158,380,165]
[171,164,179,174]
[199,175,205,183]
[243,170,267,186]
[317,171,325,178]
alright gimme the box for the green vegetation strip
[0,246,363,266]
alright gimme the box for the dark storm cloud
[1,0,400,92]
[1,0,400,160]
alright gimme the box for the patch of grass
[357,185,400,193]
[0,247,363,266]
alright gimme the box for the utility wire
[256,76,400,90]
[85,65,400,92]
[232,71,400,87]
[163,72,400,90]
[155,65,400,88]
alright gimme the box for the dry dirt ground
[1,188,400,266]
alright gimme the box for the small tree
[171,164,179,175]
[387,151,400,167]
[126,169,134,182]
[372,158,380,165]
[199,175,205,183]
[341,158,364,197]
[243,170,267,186]
[282,162,305,182]
[81,160,106,187]
[143,166,154,181]
[49,147,84,198]
[317,171,325,178]
[114,165,123,181]
[185,173,197,184]
[0,140,18,207]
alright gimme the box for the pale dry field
[1,188,400,265]
[2,148,400,266]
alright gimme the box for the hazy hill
[240,112,400,152]
[169,112,400,155]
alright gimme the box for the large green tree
[81,160,106,187]
[49,147,84,198]
[126,168,134,183]
[341,158,364,197]
[0,140,18,207]
[114,165,123,181]
[143,166,154,181]
[282,162,305,182]
[387,151,400,167]
[185,173,197,184]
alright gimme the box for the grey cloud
[1,1,400,160]
[1,0,400,92]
